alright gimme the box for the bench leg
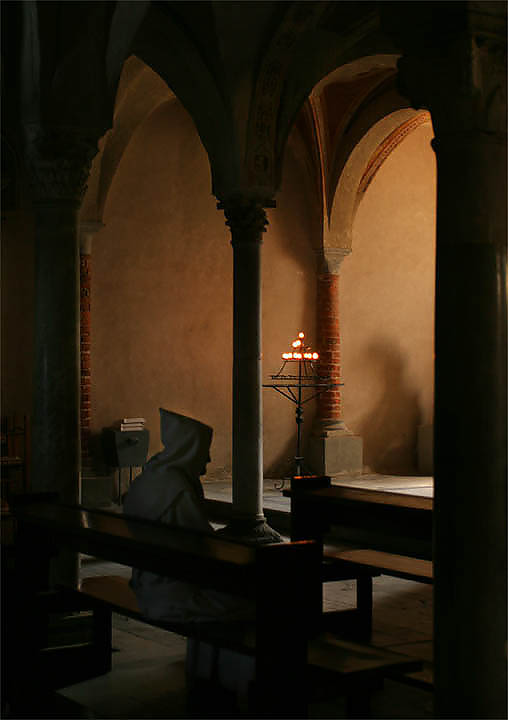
[346,689,373,719]
[346,677,383,719]
[92,606,112,674]
[356,576,373,641]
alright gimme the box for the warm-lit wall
[341,123,436,474]
[1,105,435,480]
[90,98,317,478]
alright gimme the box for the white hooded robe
[123,408,251,623]
[123,409,254,698]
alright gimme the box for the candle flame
[280,332,319,362]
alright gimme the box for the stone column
[398,8,507,717]
[308,247,363,474]
[79,221,103,472]
[25,125,96,585]
[218,197,281,543]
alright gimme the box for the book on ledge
[119,417,146,432]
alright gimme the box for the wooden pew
[11,500,320,718]
[9,499,420,718]
[78,573,422,716]
[284,482,433,558]
[284,479,434,641]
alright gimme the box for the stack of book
[120,417,146,432]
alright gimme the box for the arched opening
[337,113,436,474]
[80,56,320,485]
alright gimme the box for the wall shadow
[355,339,423,475]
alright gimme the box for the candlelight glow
[280,332,320,362]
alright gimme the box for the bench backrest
[12,499,321,716]
[14,501,320,606]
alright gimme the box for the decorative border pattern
[357,111,431,196]
[308,94,328,221]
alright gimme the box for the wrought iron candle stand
[263,332,343,484]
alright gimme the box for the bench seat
[324,548,433,584]
[10,499,423,717]
[78,574,421,710]
[80,575,256,654]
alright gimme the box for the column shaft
[309,248,363,474]
[316,272,342,425]
[232,235,264,521]
[433,134,507,718]
[391,13,507,711]
[32,202,81,503]
[24,123,96,586]
[220,198,281,543]
[80,251,91,465]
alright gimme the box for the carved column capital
[23,124,98,206]
[79,221,104,254]
[315,247,351,275]
[219,196,275,244]
[396,6,506,139]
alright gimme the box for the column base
[216,519,282,544]
[308,422,363,474]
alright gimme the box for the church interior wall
[90,97,317,479]
[341,122,436,474]
[0,99,436,480]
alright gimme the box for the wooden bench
[326,548,433,584]
[284,482,433,558]
[284,479,434,641]
[322,547,433,642]
[9,498,421,718]
[78,573,422,717]
[11,499,321,717]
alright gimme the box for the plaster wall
[90,99,316,478]
[341,123,436,474]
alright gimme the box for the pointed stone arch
[329,108,432,249]
[80,56,176,222]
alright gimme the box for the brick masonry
[80,253,91,462]
[316,272,342,421]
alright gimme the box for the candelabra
[263,332,342,480]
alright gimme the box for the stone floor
[59,475,434,719]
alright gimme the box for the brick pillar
[308,247,363,475]
[80,253,91,463]
[79,222,103,471]
[316,271,342,428]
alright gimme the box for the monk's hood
[153,408,212,481]
[123,409,212,521]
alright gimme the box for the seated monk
[123,408,255,706]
